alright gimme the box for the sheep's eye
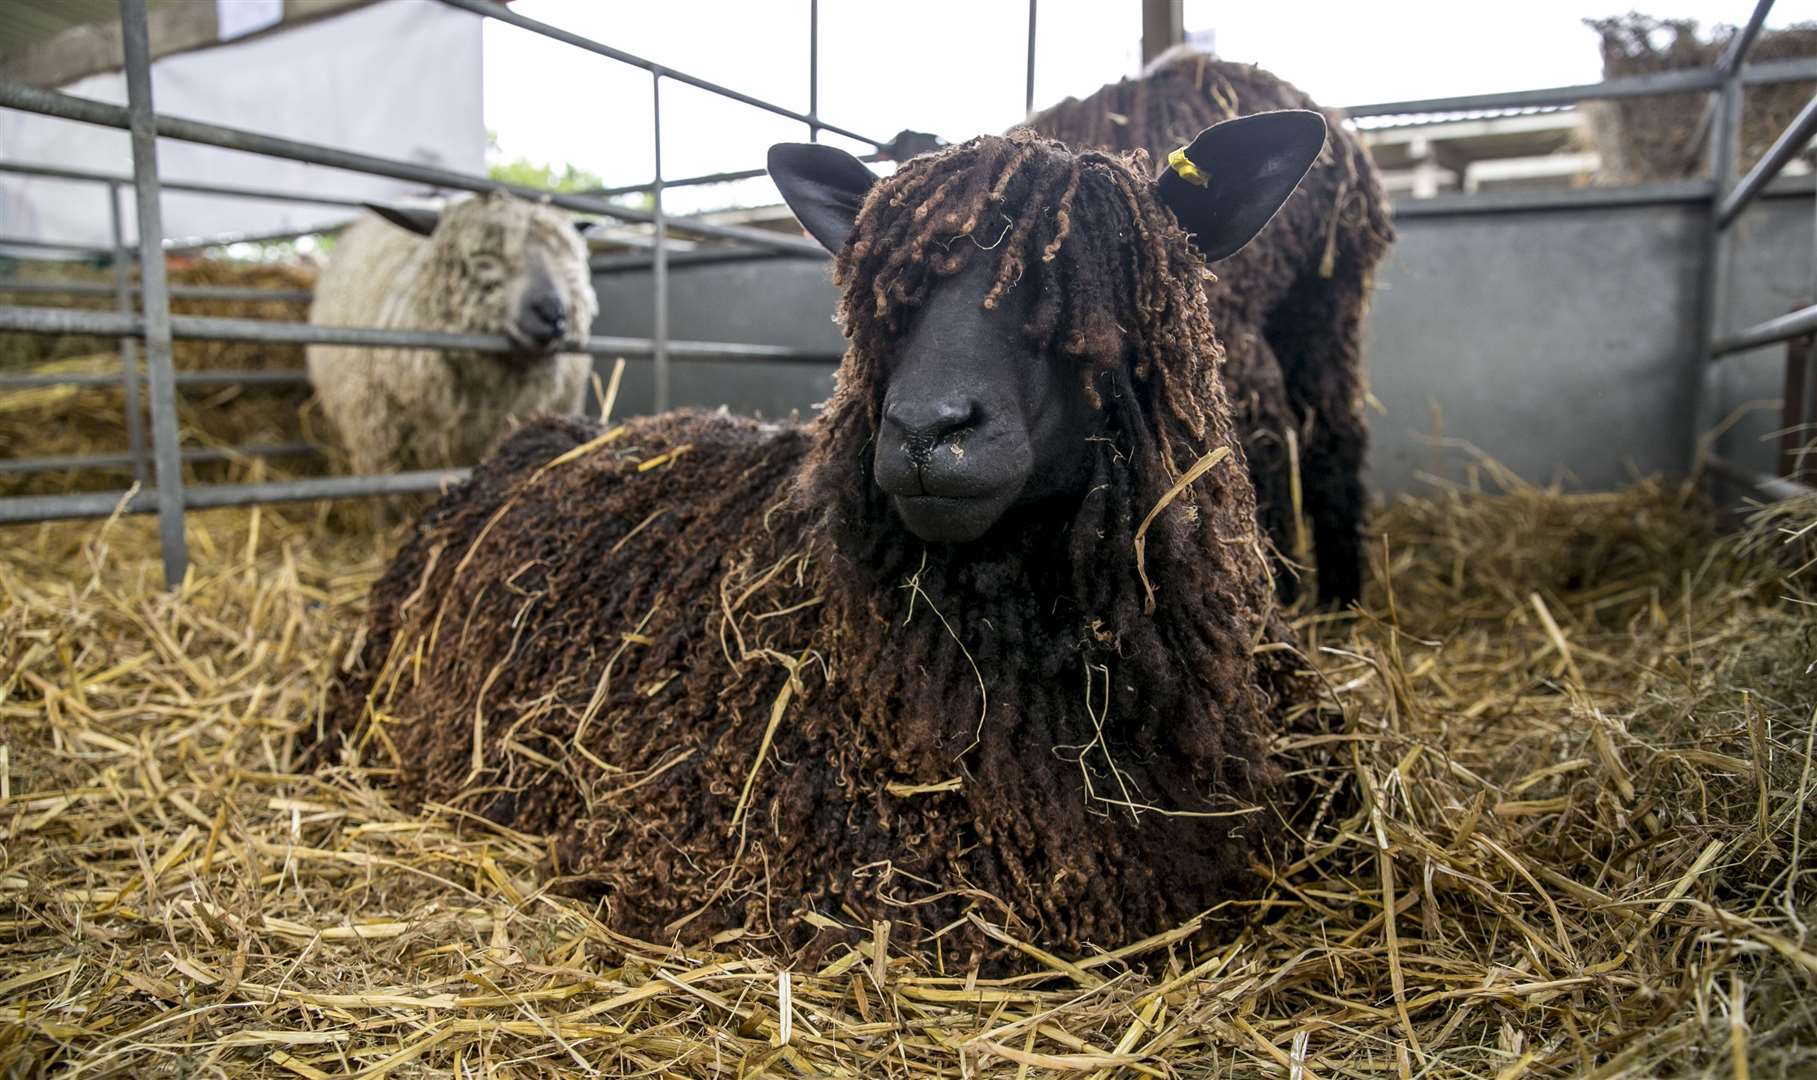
[469,254,506,282]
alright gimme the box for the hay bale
[0,472,1814,1076]
[1585,13,1817,183]
[0,256,323,497]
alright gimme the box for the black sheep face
[768,112,1325,544]
[871,259,1084,542]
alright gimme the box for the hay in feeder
[0,466,1813,1077]
[0,257,324,498]
[1585,14,1817,184]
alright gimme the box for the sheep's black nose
[520,292,569,345]
[884,396,978,461]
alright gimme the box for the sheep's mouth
[503,323,569,354]
[887,488,1020,544]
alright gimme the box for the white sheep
[305,190,599,474]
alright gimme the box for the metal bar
[107,179,147,485]
[583,177,1799,268]
[591,245,825,273]
[1718,91,1817,226]
[1025,0,1038,117]
[596,165,768,197]
[434,0,882,148]
[1718,0,1776,76]
[1674,95,1720,177]
[809,0,820,142]
[121,0,188,587]
[1712,302,1817,356]
[0,228,344,262]
[1707,454,1816,500]
[163,222,348,253]
[0,369,311,389]
[0,469,468,526]
[652,71,670,413]
[0,305,842,363]
[1390,179,1719,218]
[1341,58,1817,119]
[0,235,113,254]
[1784,335,1811,479]
[0,442,318,476]
[591,151,891,198]
[0,159,373,209]
[0,280,315,302]
[0,80,826,256]
[1690,74,1744,472]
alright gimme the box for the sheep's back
[304,218,441,470]
[308,217,427,333]
[317,409,817,840]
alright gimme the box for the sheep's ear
[767,143,877,255]
[1154,110,1326,263]
[571,218,599,237]
[365,202,441,238]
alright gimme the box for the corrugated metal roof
[1352,105,1577,132]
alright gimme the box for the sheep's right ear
[767,143,877,255]
[1153,111,1326,262]
[365,202,441,238]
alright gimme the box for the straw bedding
[2,467,1814,1077]
[0,258,323,498]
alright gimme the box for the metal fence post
[1025,0,1038,118]
[120,0,189,586]
[808,0,820,142]
[106,178,148,484]
[652,71,670,414]
[1689,72,1742,474]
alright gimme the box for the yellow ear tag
[1166,146,1209,187]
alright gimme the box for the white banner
[0,0,485,250]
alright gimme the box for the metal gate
[0,0,934,585]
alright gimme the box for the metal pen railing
[1681,0,1817,502]
[0,0,910,585]
[1338,0,1815,505]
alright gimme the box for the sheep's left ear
[571,218,599,237]
[1155,110,1326,262]
[767,143,878,255]
[364,202,441,238]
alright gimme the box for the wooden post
[1141,0,1182,66]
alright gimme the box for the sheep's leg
[1262,270,1372,609]
[1297,419,1365,607]
[348,418,418,533]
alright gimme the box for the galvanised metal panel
[1708,195,1816,481]
[1359,202,1706,494]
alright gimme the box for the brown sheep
[310,119,1326,963]
[1026,48,1395,605]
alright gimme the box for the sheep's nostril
[519,294,570,344]
[884,397,979,453]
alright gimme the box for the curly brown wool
[1026,50,1395,605]
[312,133,1315,967]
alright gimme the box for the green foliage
[486,130,603,194]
